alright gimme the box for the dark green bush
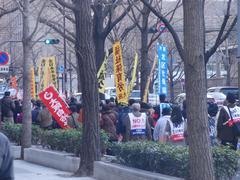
[0,123,108,156]
[111,141,239,179]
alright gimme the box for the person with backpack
[217,93,240,150]
[153,94,171,120]
[0,92,15,123]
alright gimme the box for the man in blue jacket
[0,132,14,180]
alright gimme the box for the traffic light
[44,39,60,45]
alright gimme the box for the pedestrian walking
[123,103,152,141]
[100,104,118,142]
[37,104,52,129]
[67,105,80,128]
[208,102,218,146]
[217,93,240,150]
[0,92,15,123]
[153,107,172,143]
[0,132,14,180]
[170,105,185,144]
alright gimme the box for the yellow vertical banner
[38,58,48,92]
[31,67,36,99]
[113,41,128,105]
[97,51,109,94]
[143,55,158,103]
[127,52,138,98]
[48,56,58,88]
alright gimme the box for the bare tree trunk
[140,3,151,100]
[226,62,231,86]
[183,0,215,180]
[21,0,32,157]
[74,0,100,176]
[93,3,105,71]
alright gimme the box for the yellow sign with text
[127,52,138,98]
[113,41,128,105]
[98,51,109,94]
[31,67,36,99]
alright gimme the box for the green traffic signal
[44,39,60,45]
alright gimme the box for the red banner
[39,85,71,129]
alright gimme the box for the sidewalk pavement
[14,160,96,180]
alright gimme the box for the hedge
[0,122,108,156]
[110,141,239,180]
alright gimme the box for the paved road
[14,160,96,180]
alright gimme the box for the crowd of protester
[0,90,239,151]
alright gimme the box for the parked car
[129,90,160,105]
[207,92,226,106]
[207,86,238,99]
[174,93,215,107]
[104,87,116,99]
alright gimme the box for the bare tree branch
[103,4,132,38]
[51,2,75,24]
[28,0,48,40]
[140,0,184,61]
[39,17,76,43]
[13,0,24,13]
[55,0,77,11]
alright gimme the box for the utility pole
[238,0,240,100]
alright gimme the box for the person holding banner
[37,104,53,129]
[123,103,152,141]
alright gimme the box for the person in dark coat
[0,92,15,123]
[32,100,41,124]
[0,132,14,180]
[123,103,152,141]
[100,104,118,141]
[14,100,22,123]
[217,93,239,150]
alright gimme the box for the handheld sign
[39,85,71,129]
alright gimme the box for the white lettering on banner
[162,47,167,52]
[44,92,53,100]
[162,79,166,85]
[223,106,240,126]
[47,96,68,126]
[161,54,166,61]
[129,113,147,136]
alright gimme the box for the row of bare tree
[0,0,237,179]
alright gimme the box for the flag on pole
[127,52,138,98]
[97,50,109,94]
[113,41,128,105]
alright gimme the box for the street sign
[0,52,10,65]
[157,23,167,33]
[58,65,64,74]
[0,66,9,73]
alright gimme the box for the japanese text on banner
[39,85,71,129]
[127,52,138,98]
[113,41,128,105]
[97,51,109,94]
[158,44,168,96]
[48,56,58,89]
[31,67,36,99]
[38,58,49,92]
